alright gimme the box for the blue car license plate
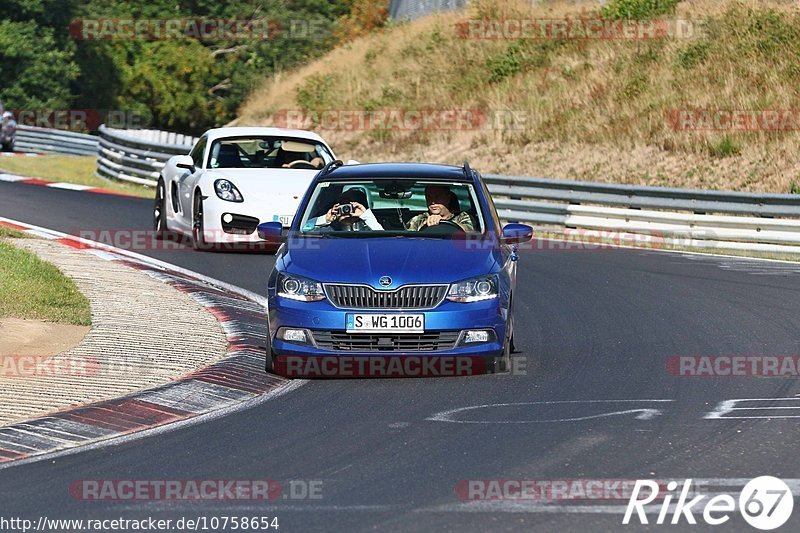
[346,313,424,333]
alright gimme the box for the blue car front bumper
[267,296,509,377]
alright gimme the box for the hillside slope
[239,0,800,193]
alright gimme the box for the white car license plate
[346,314,424,333]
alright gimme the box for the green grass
[0,226,28,239]
[0,241,92,325]
[0,155,152,198]
[600,0,680,19]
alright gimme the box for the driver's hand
[326,204,340,223]
[351,202,367,217]
[426,214,443,226]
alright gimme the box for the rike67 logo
[623,477,794,530]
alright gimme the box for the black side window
[190,136,207,168]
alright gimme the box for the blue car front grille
[312,331,460,352]
[324,283,448,310]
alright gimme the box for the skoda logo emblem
[379,276,392,287]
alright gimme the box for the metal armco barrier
[96,125,196,186]
[14,125,98,156]
[484,175,800,255]
[10,123,800,255]
[389,0,468,20]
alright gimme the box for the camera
[336,203,354,216]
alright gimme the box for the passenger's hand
[326,204,339,223]
[351,202,367,217]
[426,214,443,226]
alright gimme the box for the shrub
[296,74,337,112]
[600,0,680,20]
[676,41,710,69]
[708,136,741,158]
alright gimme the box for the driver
[312,189,383,231]
[281,154,325,169]
[406,185,474,231]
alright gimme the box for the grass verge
[0,226,28,239]
[239,0,800,193]
[0,155,152,198]
[0,240,92,325]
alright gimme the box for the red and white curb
[0,217,296,466]
[0,172,137,197]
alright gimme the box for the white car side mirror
[175,155,196,173]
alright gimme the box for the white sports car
[154,127,337,250]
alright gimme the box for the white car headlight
[277,273,325,302]
[447,274,499,303]
[214,179,243,202]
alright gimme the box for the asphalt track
[2,180,800,532]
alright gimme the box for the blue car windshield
[298,180,486,237]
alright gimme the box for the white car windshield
[298,179,485,237]
[207,137,334,170]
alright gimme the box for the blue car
[258,161,533,378]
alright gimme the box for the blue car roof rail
[463,160,474,180]
[319,159,344,177]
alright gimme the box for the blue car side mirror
[501,223,533,244]
[257,221,284,243]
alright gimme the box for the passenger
[312,188,383,231]
[406,185,474,231]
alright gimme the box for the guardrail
[95,125,196,186]
[14,125,98,156]
[9,124,800,255]
[484,175,800,255]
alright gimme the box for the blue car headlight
[214,179,243,202]
[447,274,498,303]
[277,273,325,302]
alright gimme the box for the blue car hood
[279,237,500,287]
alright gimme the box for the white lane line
[0,173,28,182]
[427,400,675,424]
[706,397,800,419]
[24,229,59,239]
[47,182,93,191]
